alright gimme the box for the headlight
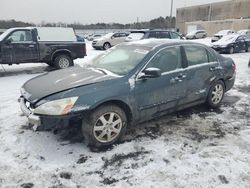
[33,97,78,115]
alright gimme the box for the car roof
[130,29,174,33]
[122,39,206,49]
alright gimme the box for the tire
[82,104,127,148]
[246,45,250,52]
[228,47,234,54]
[46,62,53,67]
[206,80,225,108]
[54,54,73,69]
[103,42,111,50]
[192,36,196,39]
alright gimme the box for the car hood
[213,38,235,46]
[21,67,116,103]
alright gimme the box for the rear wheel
[246,45,250,52]
[54,54,73,69]
[206,80,225,108]
[82,104,127,148]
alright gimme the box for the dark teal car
[19,39,236,148]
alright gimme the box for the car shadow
[0,64,82,77]
[50,94,240,152]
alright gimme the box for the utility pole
[170,0,174,28]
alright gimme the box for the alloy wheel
[93,112,122,143]
[58,57,70,68]
[211,84,224,105]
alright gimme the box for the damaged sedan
[19,39,236,148]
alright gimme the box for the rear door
[183,45,220,103]
[235,36,246,52]
[4,29,39,63]
[158,31,171,39]
[135,46,187,120]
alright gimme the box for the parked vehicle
[88,34,102,41]
[237,29,250,36]
[92,32,129,50]
[185,30,207,39]
[125,29,184,42]
[212,34,250,54]
[211,30,235,43]
[19,40,236,148]
[0,27,86,69]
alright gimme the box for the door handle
[28,45,35,48]
[170,74,186,84]
[176,74,187,79]
[209,66,221,71]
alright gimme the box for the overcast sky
[0,0,226,24]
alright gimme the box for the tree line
[0,16,176,30]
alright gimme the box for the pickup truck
[0,27,87,69]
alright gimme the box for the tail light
[232,62,236,72]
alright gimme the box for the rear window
[158,32,171,39]
[127,33,145,40]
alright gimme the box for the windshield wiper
[94,68,108,75]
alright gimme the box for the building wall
[185,19,250,36]
[176,0,250,33]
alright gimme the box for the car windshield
[89,45,149,75]
[219,35,237,42]
[103,33,114,38]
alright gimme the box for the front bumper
[92,43,103,49]
[19,97,41,127]
[19,97,82,130]
[225,72,236,92]
[212,46,229,53]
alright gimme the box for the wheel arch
[92,100,133,125]
[51,49,73,62]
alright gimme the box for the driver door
[134,46,187,121]
[2,30,38,63]
[111,33,126,46]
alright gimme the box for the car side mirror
[139,67,161,79]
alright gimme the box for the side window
[170,32,181,39]
[146,46,181,73]
[207,50,217,62]
[7,30,33,42]
[119,33,127,37]
[184,45,209,66]
[113,33,120,38]
[148,32,157,38]
[236,36,242,42]
[159,32,171,39]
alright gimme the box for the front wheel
[54,54,73,69]
[206,80,225,108]
[103,42,111,50]
[228,47,234,54]
[82,104,127,148]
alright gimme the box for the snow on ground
[0,40,249,188]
